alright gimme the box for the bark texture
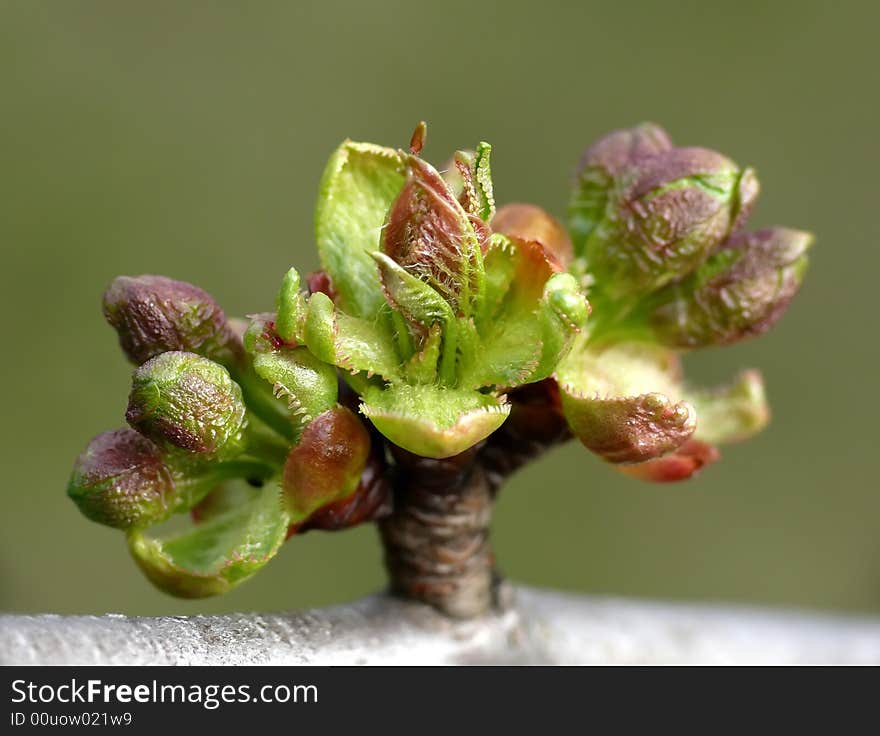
[379,385,570,617]
[379,448,497,618]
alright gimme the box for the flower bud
[282,406,371,520]
[103,275,238,365]
[67,429,178,529]
[649,228,812,348]
[570,124,760,299]
[126,351,247,458]
[579,122,674,179]
[570,122,672,248]
[604,148,758,297]
[492,203,574,268]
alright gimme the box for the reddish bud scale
[281,406,371,519]
[492,204,575,268]
[504,380,569,443]
[306,270,337,300]
[288,447,391,535]
[619,439,720,482]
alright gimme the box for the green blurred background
[2,1,878,617]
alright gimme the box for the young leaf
[315,141,406,318]
[686,369,770,444]
[302,291,402,380]
[556,341,695,463]
[459,236,588,389]
[360,384,510,459]
[454,142,495,222]
[127,481,289,598]
[383,156,484,316]
[251,346,339,428]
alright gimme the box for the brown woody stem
[379,448,496,618]
[379,392,570,618]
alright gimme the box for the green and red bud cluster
[68,120,812,602]
[68,274,390,597]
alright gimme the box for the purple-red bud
[103,275,238,366]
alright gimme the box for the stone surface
[3,587,880,665]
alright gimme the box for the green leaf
[371,251,456,327]
[556,340,695,463]
[360,383,510,458]
[454,143,495,221]
[315,141,406,318]
[275,267,305,342]
[686,369,770,444]
[404,323,443,384]
[459,236,588,389]
[302,291,402,380]
[370,251,457,383]
[251,346,338,426]
[127,482,289,598]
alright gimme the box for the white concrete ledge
[3,587,880,665]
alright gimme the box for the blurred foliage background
[2,1,878,616]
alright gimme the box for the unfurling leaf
[127,482,289,598]
[315,141,406,318]
[301,291,402,380]
[460,235,588,389]
[618,439,720,482]
[556,341,694,463]
[251,347,339,429]
[382,156,485,316]
[274,267,305,342]
[492,203,574,268]
[560,389,695,464]
[360,384,510,459]
[453,142,496,222]
[687,369,770,444]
